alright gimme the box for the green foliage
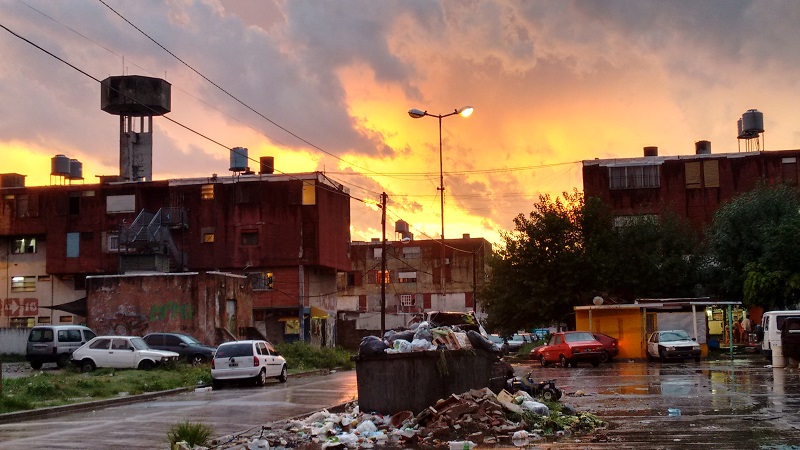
[166,421,213,447]
[511,405,605,435]
[483,190,701,333]
[0,364,209,414]
[706,183,800,307]
[275,341,355,371]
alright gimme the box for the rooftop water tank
[259,156,274,174]
[230,147,249,172]
[644,146,658,157]
[68,159,83,180]
[742,109,764,133]
[100,75,171,116]
[51,154,71,176]
[695,140,711,155]
[395,220,409,233]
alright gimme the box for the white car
[211,340,287,388]
[71,336,180,372]
[646,330,702,362]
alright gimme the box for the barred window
[400,294,414,307]
[398,271,417,283]
[609,165,660,189]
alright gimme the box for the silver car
[71,336,180,372]
[211,340,287,388]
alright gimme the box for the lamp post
[408,105,473,298]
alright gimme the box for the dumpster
[355,347,512,415]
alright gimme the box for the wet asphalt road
[2,352,800,449]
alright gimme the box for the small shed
[575,298,742,360]
[85,271,255,345]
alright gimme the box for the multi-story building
[0,170,351,346]
[336,229,491,348]
[582,144,800,233]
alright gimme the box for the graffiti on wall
[149,301,194,322]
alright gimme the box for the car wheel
[80,359,95,373]
[30,361,43,370]
[278,365,288,383]
[190,354,206,366]
[560,355,569,368]
[138,359,155,370]
[255,368,267,386]
[599,350,611,363]
[540,357,549,367]
[56,354,70,368]
[542,388,557,402]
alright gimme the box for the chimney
[462,234,471,239]
[695,140,711,155]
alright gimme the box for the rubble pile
[198,387,605,450]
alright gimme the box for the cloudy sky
[2,1,800,245]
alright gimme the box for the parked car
[646,330,701,362]
[761,311,800,359]
[211,340,287,388]
[506,333,533,352]
[592,332,620,363]
[26,325,96,369]
[539,331,604,368]
[71,336,180,372]
[529,344,545,360]
[143,332,216,365]
[487,334,510,354]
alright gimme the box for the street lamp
[408,105,473,297]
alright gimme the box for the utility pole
[380,192,387,337]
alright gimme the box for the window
[373,248,382,259]
[783,157,798,185]
[16,194,28,217]
[37,316,51,324]
[346,272,362,287]
[9,317,34,328]
[106,195,135,213]
[38,275,51,282]
[59,315,73,324]
[402,246,421,258]
[609,165,660,189]
[66,232,80,257]
[250,272,273,291]
[68,193,80,215]
[398,271,417,283]
[58,329,83,343]
[241,231,259,246]
[201,184,214,200]
[12,237,37,254]
[11,276,36,292]
[302,180,316,205]
[164,335,182,346]
[90,338,111,350]
[375,270,390,284]
[703,160,720,188]
[400,294,414,307]
[107,232,120,252]
[202,232,215,243]
[685,162,701,188]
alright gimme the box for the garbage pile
[201,387,605,450]
[358,319,496,357]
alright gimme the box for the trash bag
[393,339,413,353]
[521,400,550,416]
[414,327,433,342]
[359,336,388,357]
[393,329,415,343]
[467,330,496,352]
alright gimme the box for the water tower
[736,109,764,152]
[101,75,171,181]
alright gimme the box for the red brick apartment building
[0,171,350,346]
[582,144,800,233]
[336,230,491,348]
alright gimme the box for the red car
[592,332,619,363]
[539,331,604,368]
[529,344,545,360]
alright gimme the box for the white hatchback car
[211,340,287,388]
[71,336,180,372]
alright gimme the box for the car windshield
[660,331,692,342]
[215,343,253,358]
[564,332,595,342]
[130,337,149,350]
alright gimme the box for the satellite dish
[593,296,604,306]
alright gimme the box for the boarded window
[201,184,214,200]
[703,160,720,188]
[11,276,36,292]
[783,157,798,185]
[685,162,702,189]
[106,195,136,213]
[302,181,316,205]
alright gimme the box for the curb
[0,368,339,425]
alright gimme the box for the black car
[142,332,216,365]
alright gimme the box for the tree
[706,183,800,308]
[482,191,701,334]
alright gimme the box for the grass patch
[0,354,26,363]
[0,365,210,414]
[276,341,355,372]
[167,421,213,447]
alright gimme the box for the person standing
[742,315,752,343]
[734,318,743,343]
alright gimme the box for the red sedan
[539,331,605,368]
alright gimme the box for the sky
[2,1,800,246]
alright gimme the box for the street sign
[3,298,39,317]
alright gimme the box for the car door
[264,341,283,376]
[646,334,659,357]
[256,341,275,376]
[163,334,186,358]
[109,338,137,368]
[543,335,560,362]
[86,338,112,366]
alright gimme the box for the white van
[761,311,800,359]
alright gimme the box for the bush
[167,421,213,447]
[276,341,355,371]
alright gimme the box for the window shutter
[685,162,701,189]
[703,160,720,187]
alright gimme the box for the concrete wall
[0,328,31,355]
